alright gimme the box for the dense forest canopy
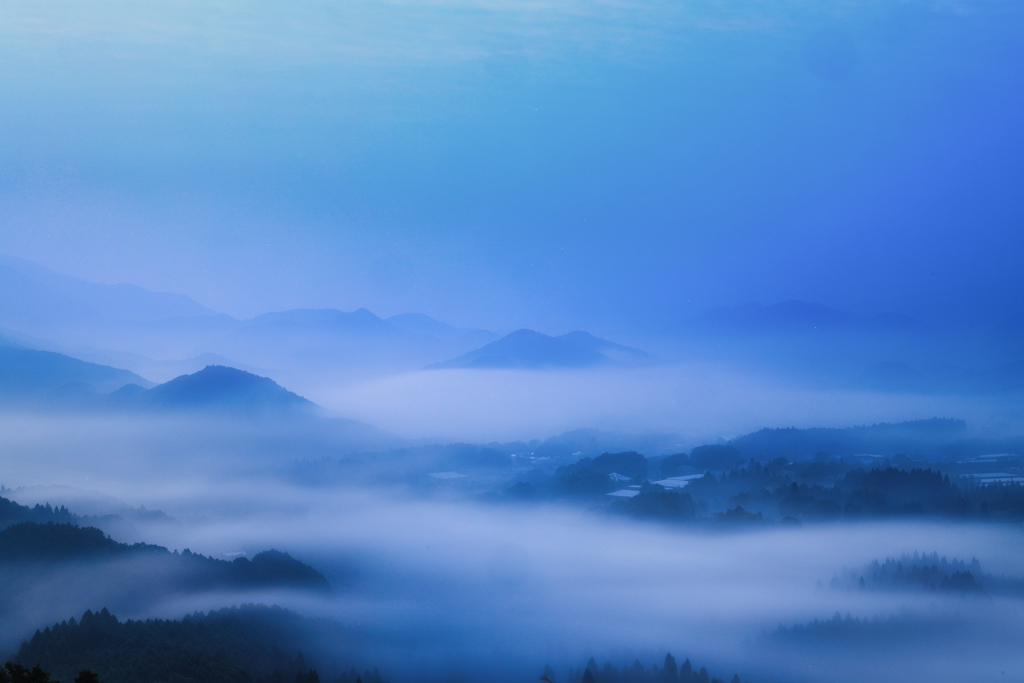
[9,605,381,683]
[0,521,331,593]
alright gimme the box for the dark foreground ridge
[0,491,171,540]
[566,653,742,683]
[831,552,1024,596]
[10,605,382,683]
[0,522,331,594]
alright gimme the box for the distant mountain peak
[428,329,651,370]
[386,312,464,339]
[144,365,314,412]
[0,254,218,329]
[0,346,154,405]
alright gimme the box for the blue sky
[1,0,1022,335]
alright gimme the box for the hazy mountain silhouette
[0,255,216,337]
[729,418,969,460]
[655,300,995,390]
[0,521,331,592]
[240,307,394,336]
[387,312,499,344]
[0,256,500,381]
[0,258,504,384]
[428,329,652,369]
[118,365,315,412]
[0,345,154,404]
[387,312,462,338]
[231,308,498,354]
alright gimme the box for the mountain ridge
[119,365,316,413]
[428,329,653,370]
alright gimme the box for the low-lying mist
[3,452,1023,683]
[27,485,1024,683]
[309,365,1024,443]
[1,382,1022,683]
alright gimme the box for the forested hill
[566,652,742,683]
[0,495,79,530]
[831,552,1024,596]
[0,522,331,593]
[12,605,383,683]
[729,418,970,460]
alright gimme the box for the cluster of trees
[551,452,650,497]
[832,552,1024,595]
[730,419,970,461]
[10,605,381,683]
[769,611,960,647]
[659,446,743,475]
[0,661,99,683]
[562,654,741,683]
[588,461,1024,524]
[0,522,331,593]
[0,497,79,531]
[495,418,1024,520]
[0,492,171,543]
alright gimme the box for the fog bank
[312,365,1024,442]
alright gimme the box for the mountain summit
[428,329,651,369]
[118,365,314,413]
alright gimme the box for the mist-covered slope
[0,257,505,385]
[0,354,316,415]
[11,605,366,683]
[0,345,154,403]
[138,365,314,412]
[729,419,971,461]
[0,521,330,596]
[0,255,216,336]
[429,329,651,369]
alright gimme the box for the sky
[1,0,1022,335]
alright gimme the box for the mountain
[0,255,216,339]
[428,329,652,369]
[219,309,500,375]
[0,521,332,638]
[119,365,315,412]
[12,605,368,683]
[0,257,509,385]
[387,312,463,338]
[653,299,988,387]
[241,307,395,336]
[0,522,329,592]
[0,345,154,404]
[386,312,498,345]
[729,418,969,461]
[558,330,653,364]
[0,349,309,413]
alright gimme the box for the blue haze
[1,0,1022,335]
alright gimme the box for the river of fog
[1,407,1023,683]
[5,469,1024,683]
[309,365,1024,442]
